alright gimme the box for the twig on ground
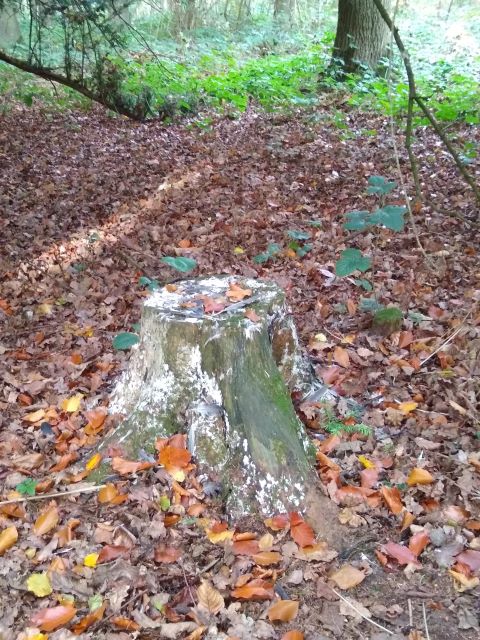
[329,586,395,635]
[0,484,105,506]
[419,305,475,367]
[423,602,431,640]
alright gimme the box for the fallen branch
[0,484,105,506]
[372,0,480,204]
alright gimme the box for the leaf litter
[0,102,479,639]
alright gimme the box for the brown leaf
[333,346,350,368]
[31,605,77,631]
[380,486,404,515]
[98,483,119,504]
[111,457,153,475]
[264,513,289,531]
[97,544,130,563]
[231,579,274,601]
[281,632,304,640]
[197,580,225,614]
[226,282,252,302]
[381,542,420,567]
[408,530,430,557]
[154,543,182,564]
[0,525,18,554]
[111,617,141,631]
[252,551,282,566]
[71,603,106,633]
[267,600,299,622]
[244,308,261,322]
[232,539,260,555]
[33,504,59,536]
[455,550,480,573]
[330,564,366,589]
[289,512,315,548]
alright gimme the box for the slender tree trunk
[332,0,393,73]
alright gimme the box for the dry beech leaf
[454,549,480,573]
[97,544,130,563]
[154,543,182,564]
[380,486,404,515]
[258,533,274,550]
[333,346,350,368]
[408,530,430,557]
[330,564,366,590]
[401,512,415,532]
[158,445,191,477]
[449,570,480,592]
[111,617,141,631]
[34,505,59,536]
[31,605,77,631]
[226,283,252,302]
[71,603,106,633]
[398,401,418,415]
[111,457,153,475]
[245,308,260,322]
[232,539,260,555]
[265,514,289,530]
[407,468,434,486]
[23,409,46,423]
[267,600,299,622]
[197,580,225,614]
[0,525,18,554]
[289,512,315,548]
[381,542,420,567]
[185,627,208,640]
[231,579,274,601]
[295,542,338,562]
[281,632,304,640]
[98,483,119,504]
[252,551,282,566]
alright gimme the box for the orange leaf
[400,511,415,532]
[409,530,430,557]
[0,525,18,554]
[71,352,83,365]
[98,483,119,504]
[31,605,77,631]
[232,539,260,555]
[398,331,414,348]
[158,445,191,473]
[380,486,404,515]
[50,452,78,472]
[111,617,140,631]
[289,513,315,548]
[154,543,182,563]
[23,409,46,423]
[267,600,299,622]
[333,346,350,368]
[71,603,106,633]
[84,408,107,435]
[245,308,261,322]
[264,513,289,531]
[97,544,130,564]
[330,564,366,589]
[226,282,252,302]
[111,457,153,475]
[281,632,304,640]
[252,551,282,566]
[34,504,59,536]
[231,579,274,601]
[407,468,433,486]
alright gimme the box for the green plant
[323,410,372,437]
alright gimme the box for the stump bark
[105,275,337,530]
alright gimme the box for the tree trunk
[104,276,338,535]
[332,0,393,74]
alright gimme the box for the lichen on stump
[105,275,336,527]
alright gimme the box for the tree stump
[106,275,338,532]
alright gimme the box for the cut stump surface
[105,275,339,537]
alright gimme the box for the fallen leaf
[31,605,77,631]
[111,457,153,475]
[231,579,274,601]
[265,514,290,530]
[380,486,404,515]
[154,543,182,563]
[333,346,350,368]
[449,570,480,591]
[407,468,434,486]
[111,617,141,631]
[84,553,99,568]
[330,564,366,589]
[71,603,106,633]
[85,452,102,471]
[289,512,315,548]
[381,542,420,566]
[197,580,225,614]
[98,483,119,503]
[0,525,18,554]
[267,600,299,622]
[61,393,83,413]
[252,551,282,566]
[158,445,191,480]
[97,544,130,563]
[454,549,480,573]
[281,632,304,640]
[398,401,418,415]
[232,539,260,555]
[226,282,252,301]
[34,504,59,536]
[409,530,430,557]
[26,572,52,597]
[23,409,46,423]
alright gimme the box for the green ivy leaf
[354,278,373,292]
[287,229,311,241]
[16,478,38,496]
[296,243,312,257]
[253,243,281,264]
[367,175,397,195]
[359,297,384,312]
[408,310,432,324]
[335,248,372,277]
[112,332,140,350]
[88,594,103,612]
[369,205,406,231]
[344,210,371,232]
[161,256,197,273]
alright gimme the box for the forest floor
[0,102,479,640]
